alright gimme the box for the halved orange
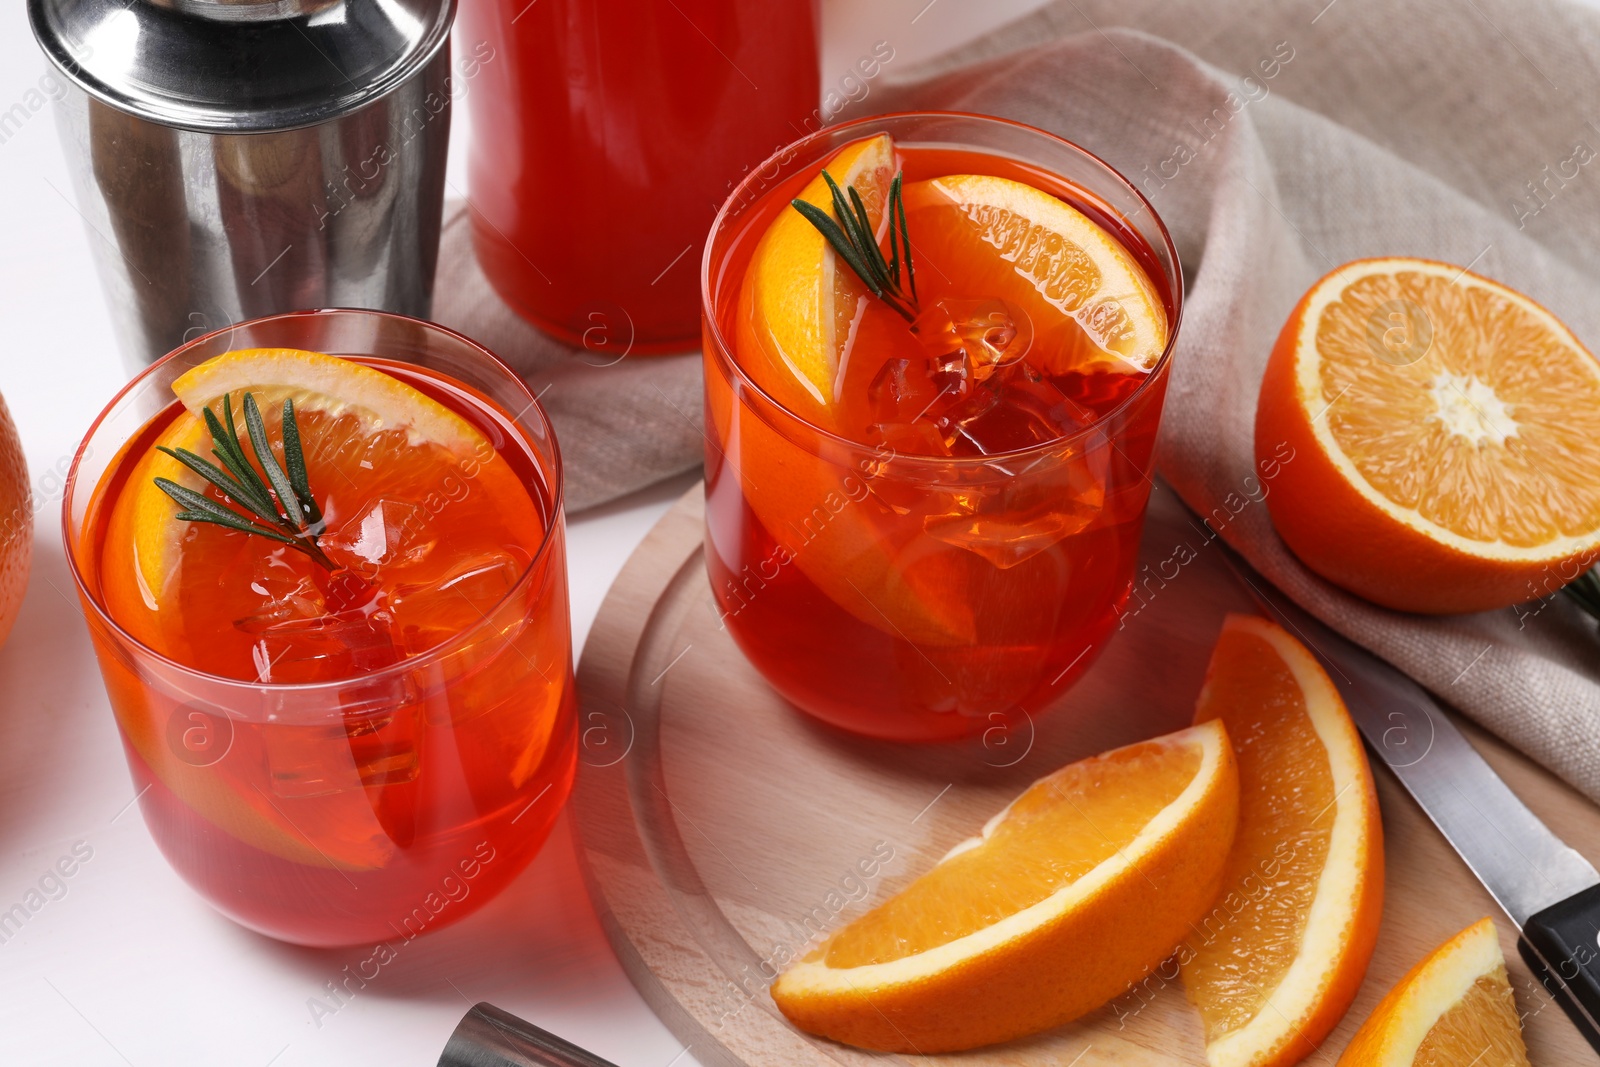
[1182,614,1383,1067]
[1257,257,1600,613]
[771,721,1239,1052]
[1337,918,1530,1066]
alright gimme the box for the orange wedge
[736,133,895,416]
[898,173,1168,375]
[771,721,1239,1052]
[1337,918,1530,1066]
[1182,614,1383,1067]
[1257,257,1600,613]
[713,134,976,647]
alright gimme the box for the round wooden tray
[570,482,1599,1066]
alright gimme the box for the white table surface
[0,2,1054,1064]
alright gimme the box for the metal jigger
[439,1003,625,1067]
[29,0,455,370]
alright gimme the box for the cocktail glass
[64,309,575,946]
[701,112,1183,743]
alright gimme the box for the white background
[0,1,1056,1065]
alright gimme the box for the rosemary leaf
[791,200,884,298]
[153,390,334,569]
[243,393,305,529]
[203,402,276,517]
[847,184,892,289]
[156,445,257,510]
[794,166,921,325]
[895,173,917,302]
[822,173,889,291]
[887,182,902,288]
[279,397,321,525]
[155,479,298,544]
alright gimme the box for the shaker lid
[28,0,455,133]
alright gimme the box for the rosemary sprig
[154,392,336,571]
[791,169,919,323]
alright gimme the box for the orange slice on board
[1336,918,1530,1066]
[1256,257,1600,613]
[771,721,1239,1052]
[1182,614,1384,1067]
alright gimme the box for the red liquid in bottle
[457,0,821,353]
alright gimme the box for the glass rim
[699,108,1186,468]
[61,307,568,697]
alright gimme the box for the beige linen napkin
[433,0,1600,801]
[431,206,706,513]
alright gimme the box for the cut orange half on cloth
[1182,614,1383,1067]
[1256,257,1600,613]
[1337,918,1530,1066]
[771,721,1239,1052]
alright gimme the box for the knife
[1210,539,1600,1053]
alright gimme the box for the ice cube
[387,549,525,654]
[235,553,327,634]
[344,713,422,789]
[864,358,955,457]
[923,500,1100,569]
[248,606,390,682]
[911,297,1032,380]
[261,710,420,798]
[261,722,364,798]
[922,425,1113,569]
[249,602,423,798]
[322,499,437,574]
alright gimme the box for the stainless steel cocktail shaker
[29,0,456,370]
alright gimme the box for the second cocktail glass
[64,310,576,946]
[701,112,1183,743]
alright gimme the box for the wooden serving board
[570,482,1600,1066]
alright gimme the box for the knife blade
[1206,536,1600,1050]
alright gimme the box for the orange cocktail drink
[702,113,1182,742]
[65,310,575,946]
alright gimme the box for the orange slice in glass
[104,347,539,671]
[737,132,895,416]
[97,348,548,870]
[899,173,1168,375]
